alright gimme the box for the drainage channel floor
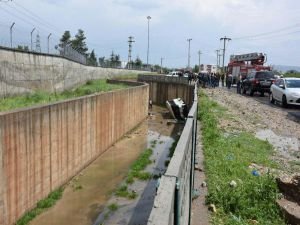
[29,105,184,225]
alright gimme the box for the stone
[276,174,300,204]
[208,204,217,213]
[277,198,300,225]
[201,181,207,187]
[229,180,237,188]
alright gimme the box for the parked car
[166,71,181,77]
[270,77,300,107]
[241,71,276,96]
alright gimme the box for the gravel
[203,87,300,173]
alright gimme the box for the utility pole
[160,57,164,74]
[215,49,220,70]
[146,16,151,69]
[10,22,15,48]
[187,38,192,69]
[198,50,202,73]
[47,33,52,54]
[220,36,231,74]
[31,27,35,51]
[128,36,135,69]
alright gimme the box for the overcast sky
[1,0,300,68]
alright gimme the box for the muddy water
[30,124,147,225]
[30,105,182,225]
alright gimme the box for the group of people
[198,72,222,88]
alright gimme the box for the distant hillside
[273,65,300,73]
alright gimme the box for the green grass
[125,148,153,184]
[199,91,284,225]
[16,187,64,225]
[0,79,128,112]
[108,203,119,212]
[115,185,137,199]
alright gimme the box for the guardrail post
[175,179,181,225]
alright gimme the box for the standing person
[227,73,233,89]
[237,74,242,94]
[149,99,153,110]
[221,73,225,87]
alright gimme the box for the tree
[134,56,142,67]
[16,45,29,51]
[87,50,97,66]
[193,65,199,73]
[98,57,105,67]
[59,31,71,48]
[71,29,88,54]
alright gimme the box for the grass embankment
[0,79,127,112]
[16,188,64,225]
[199,91,284,225]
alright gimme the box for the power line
[233,23,300,40]
[12,1,63,33]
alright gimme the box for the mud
[30,105,183,225]
[94,106,183,225]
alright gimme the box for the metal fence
[147,85,198,225]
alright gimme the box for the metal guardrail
[147,85,198,225]
[138,74,189,85]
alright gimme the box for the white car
[166,71,180,77]
[270,77,300,107]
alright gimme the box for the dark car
[241,71,276,96]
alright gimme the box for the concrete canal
[29,105,184,225]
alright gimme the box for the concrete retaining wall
[137,75,194,107]
[147,86,198,225]
[0,83,149,225]
[0,47,149,97]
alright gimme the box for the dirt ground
[203,87,300,173]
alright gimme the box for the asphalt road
[224,85,300,122]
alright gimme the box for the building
[200,64,218,73]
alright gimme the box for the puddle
[255,129,299,160]
[29,105,183,225]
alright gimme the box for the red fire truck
[227,53,271,83]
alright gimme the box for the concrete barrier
[0,82,149,225]
[137,75,194,107]
[0,47,151,97]
[147,85,198,225]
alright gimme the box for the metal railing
[147,85,198,225]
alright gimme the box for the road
[224,85,300,122]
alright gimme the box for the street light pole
[147,16,151,69]
[187,38,192,69]
[160,57,164,74]
[220,36,231,74]
[198,50,202,73]
[47,33,52,54]
[215,49,220,72]
[31,28,35,51]
[10,22,15,48]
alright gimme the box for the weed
[16,188,64,225]
[115,185,129,197]
[199,91,284,225]
[108,203,119,212]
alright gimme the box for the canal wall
[0,82,149,225]
[0,46,150,97]
[137,75,194,107]
[147,86,198,225]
